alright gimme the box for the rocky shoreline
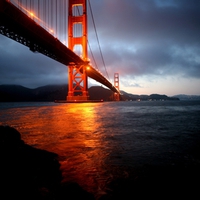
[0,125,94,200]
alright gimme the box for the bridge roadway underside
[0,0,118,94]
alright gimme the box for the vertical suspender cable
[47,0,48,30]
[38,0,39,22]
[64,0,67,45]
[48,1,51,28]
[43,0,45,27]
[57,0,59,38]
[60,1,64,42]
[47,0,48,29]
[59,1,60,39]
[61,0,63,42]
[51,0,53,34]
[56,0,57,37]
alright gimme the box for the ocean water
[0,100,200,198]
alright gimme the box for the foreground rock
[0,126,94,200]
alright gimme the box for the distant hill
[0,84,68,102]
[0,84,188,102]
[32,84,68,101]
[0,84,116,102]
[172,94,200,100]
[120,91,180,101]
[0,85,34,101]
[88,86,114,101]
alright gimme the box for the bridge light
[86,66,90,70]
[29,12,35,18]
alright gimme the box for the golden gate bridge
[0,0,120,102]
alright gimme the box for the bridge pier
[67,64,89,101]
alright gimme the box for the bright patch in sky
[154,0,178,8]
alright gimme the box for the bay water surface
[0,100,200,198]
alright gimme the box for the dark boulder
[0,125,62,199]
[0,125,95,199]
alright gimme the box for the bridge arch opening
[73,23,83,38]
[72,4,83,16]
[73,44,83,57]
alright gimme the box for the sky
[0,0,200,96]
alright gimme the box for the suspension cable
[88,0,110,80]
[88,41,98,70]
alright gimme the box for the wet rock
[0,125,94,199]
[0,125,62,199]
[57,182,95,200]
[0,125,22,147]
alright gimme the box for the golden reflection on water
[1,103,109,195]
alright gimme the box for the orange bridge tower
[114,73,120,101]
[67,0,89,101]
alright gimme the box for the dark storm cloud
[89,0,200,80]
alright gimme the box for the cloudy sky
[0,0,200,96]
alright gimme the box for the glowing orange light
[30,12,34,17]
